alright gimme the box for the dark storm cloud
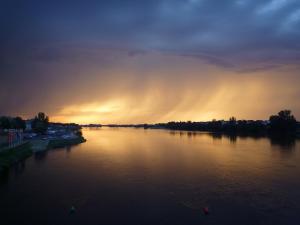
[0,2,298,70]
[1,0,300,65]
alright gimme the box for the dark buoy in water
[69,206,76,215]
[202,207,209,215]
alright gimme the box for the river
[1,128,300,225]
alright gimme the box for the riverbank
[0,136,86,175]
[30,136,86,152]
[47,136,86,149]
[0,142,32,175]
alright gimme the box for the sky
[1,0,300,124]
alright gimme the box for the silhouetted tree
[12,117,26,129]
[229,117,237,124]
[269,110,297,134]
[0,116,26,130]
[0,116,11,129]
[223,116,237,132]
[210,119,222,131]
[32,112,49,134]
[149,110,298,138]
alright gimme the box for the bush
[269,110,297,134]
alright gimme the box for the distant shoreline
[99,122,300,138]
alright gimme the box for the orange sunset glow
[48,62,299,124]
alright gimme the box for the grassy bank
[29,136,86,152]
[0,136,86,175]
[0,142,32,175]
[47,136,86,149]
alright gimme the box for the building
[25,119,33,131]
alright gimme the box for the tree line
[0,112,49,134]
[0,112,83,135]
[0,116,26,130]
[156,110,298,136]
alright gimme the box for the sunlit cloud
[49,65,300,124]
[60,100,127,115]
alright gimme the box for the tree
[32,112,49,134]
[12,117,26,129]
[229,117,237,124]
[269,110,297,134]
[0,116,11,129]
[0,116,26,130]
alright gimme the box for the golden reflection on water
[79,127,299,185]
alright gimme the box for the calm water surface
[1,128,300,225]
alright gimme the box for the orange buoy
[203,207,209,215]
